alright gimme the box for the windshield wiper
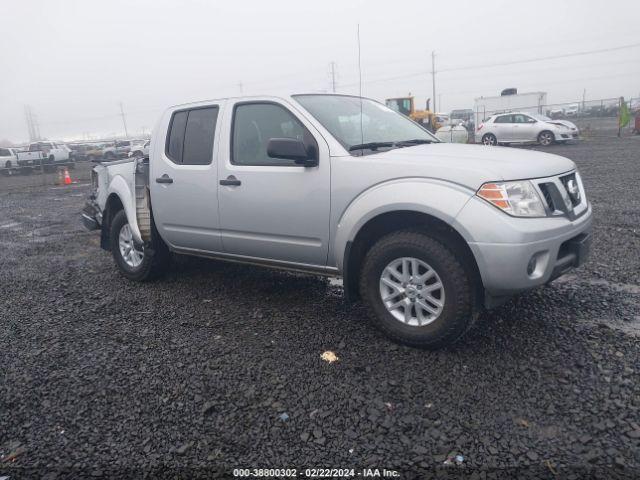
[348,142,395,152]
[394,139,434,147]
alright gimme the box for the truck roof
[166,93,368,110]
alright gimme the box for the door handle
[156,174,173,184]
[220,175,241,186]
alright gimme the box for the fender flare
[332,178,475,272]
[107,175,143,244]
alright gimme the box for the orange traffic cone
[63,167,72,185]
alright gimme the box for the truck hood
[365,143,576,190]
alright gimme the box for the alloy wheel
[539,132,553,146]
[379,257,445,326]
[118,223,144,268]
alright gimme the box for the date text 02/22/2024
[232,468,401,478]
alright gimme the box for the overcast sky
[1,0,639,143]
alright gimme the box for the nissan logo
[567,179,580,201]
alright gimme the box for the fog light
[527,256,537,276]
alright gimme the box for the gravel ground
[1,137,639,479]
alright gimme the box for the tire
[109,210,169,281]
[482,133,497,146]
[359,230,475,349]
[5,160,11,169]
[538,130,555,146]
[49,155,55,163]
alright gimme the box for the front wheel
[110,210,169,281]
[482,133,497,146]
[538,130,555,146]
[359,230,475,349]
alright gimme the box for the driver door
[217,100,330,266]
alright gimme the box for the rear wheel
[482,133,497,146]
[4,160,11,169]
[110,210,169,281]
[538,130,555,146]
[359,230,475,349]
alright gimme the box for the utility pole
[119,102,129,138]
[24,105,41,142]
[330,61,337,93]
[24,106,35,142]
[238,81,244,95]
[431,51,436,114]
[582,88,586,111]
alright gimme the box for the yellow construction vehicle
[384,96,441,131]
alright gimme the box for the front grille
[559,173,581,207]
[538,183,555,211]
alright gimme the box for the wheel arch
[343,210,483,308]
[334,180,483,307]
[100,193,124,251]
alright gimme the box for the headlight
[477,181,546,217]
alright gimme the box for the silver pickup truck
[82,94,592,348]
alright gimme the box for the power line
[438,42,640,73]
[338,42,640,89]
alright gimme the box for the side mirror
[267,138,317,167]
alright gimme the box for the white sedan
[476,112,579,146]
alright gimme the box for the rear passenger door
[491,114,514,142]
[150,104,223,252]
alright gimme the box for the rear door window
[166,107,218,165]
[494,115,513,123]
[182,107,219,165]
[166,111,188,163]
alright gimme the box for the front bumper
[455,196,593,306]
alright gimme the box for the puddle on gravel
[0,221,21,229]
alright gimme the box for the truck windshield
[294,94,437,154]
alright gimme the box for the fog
[1,0,639,143]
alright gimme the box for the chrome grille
[538,183,555,211]
[559,172,581,207]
